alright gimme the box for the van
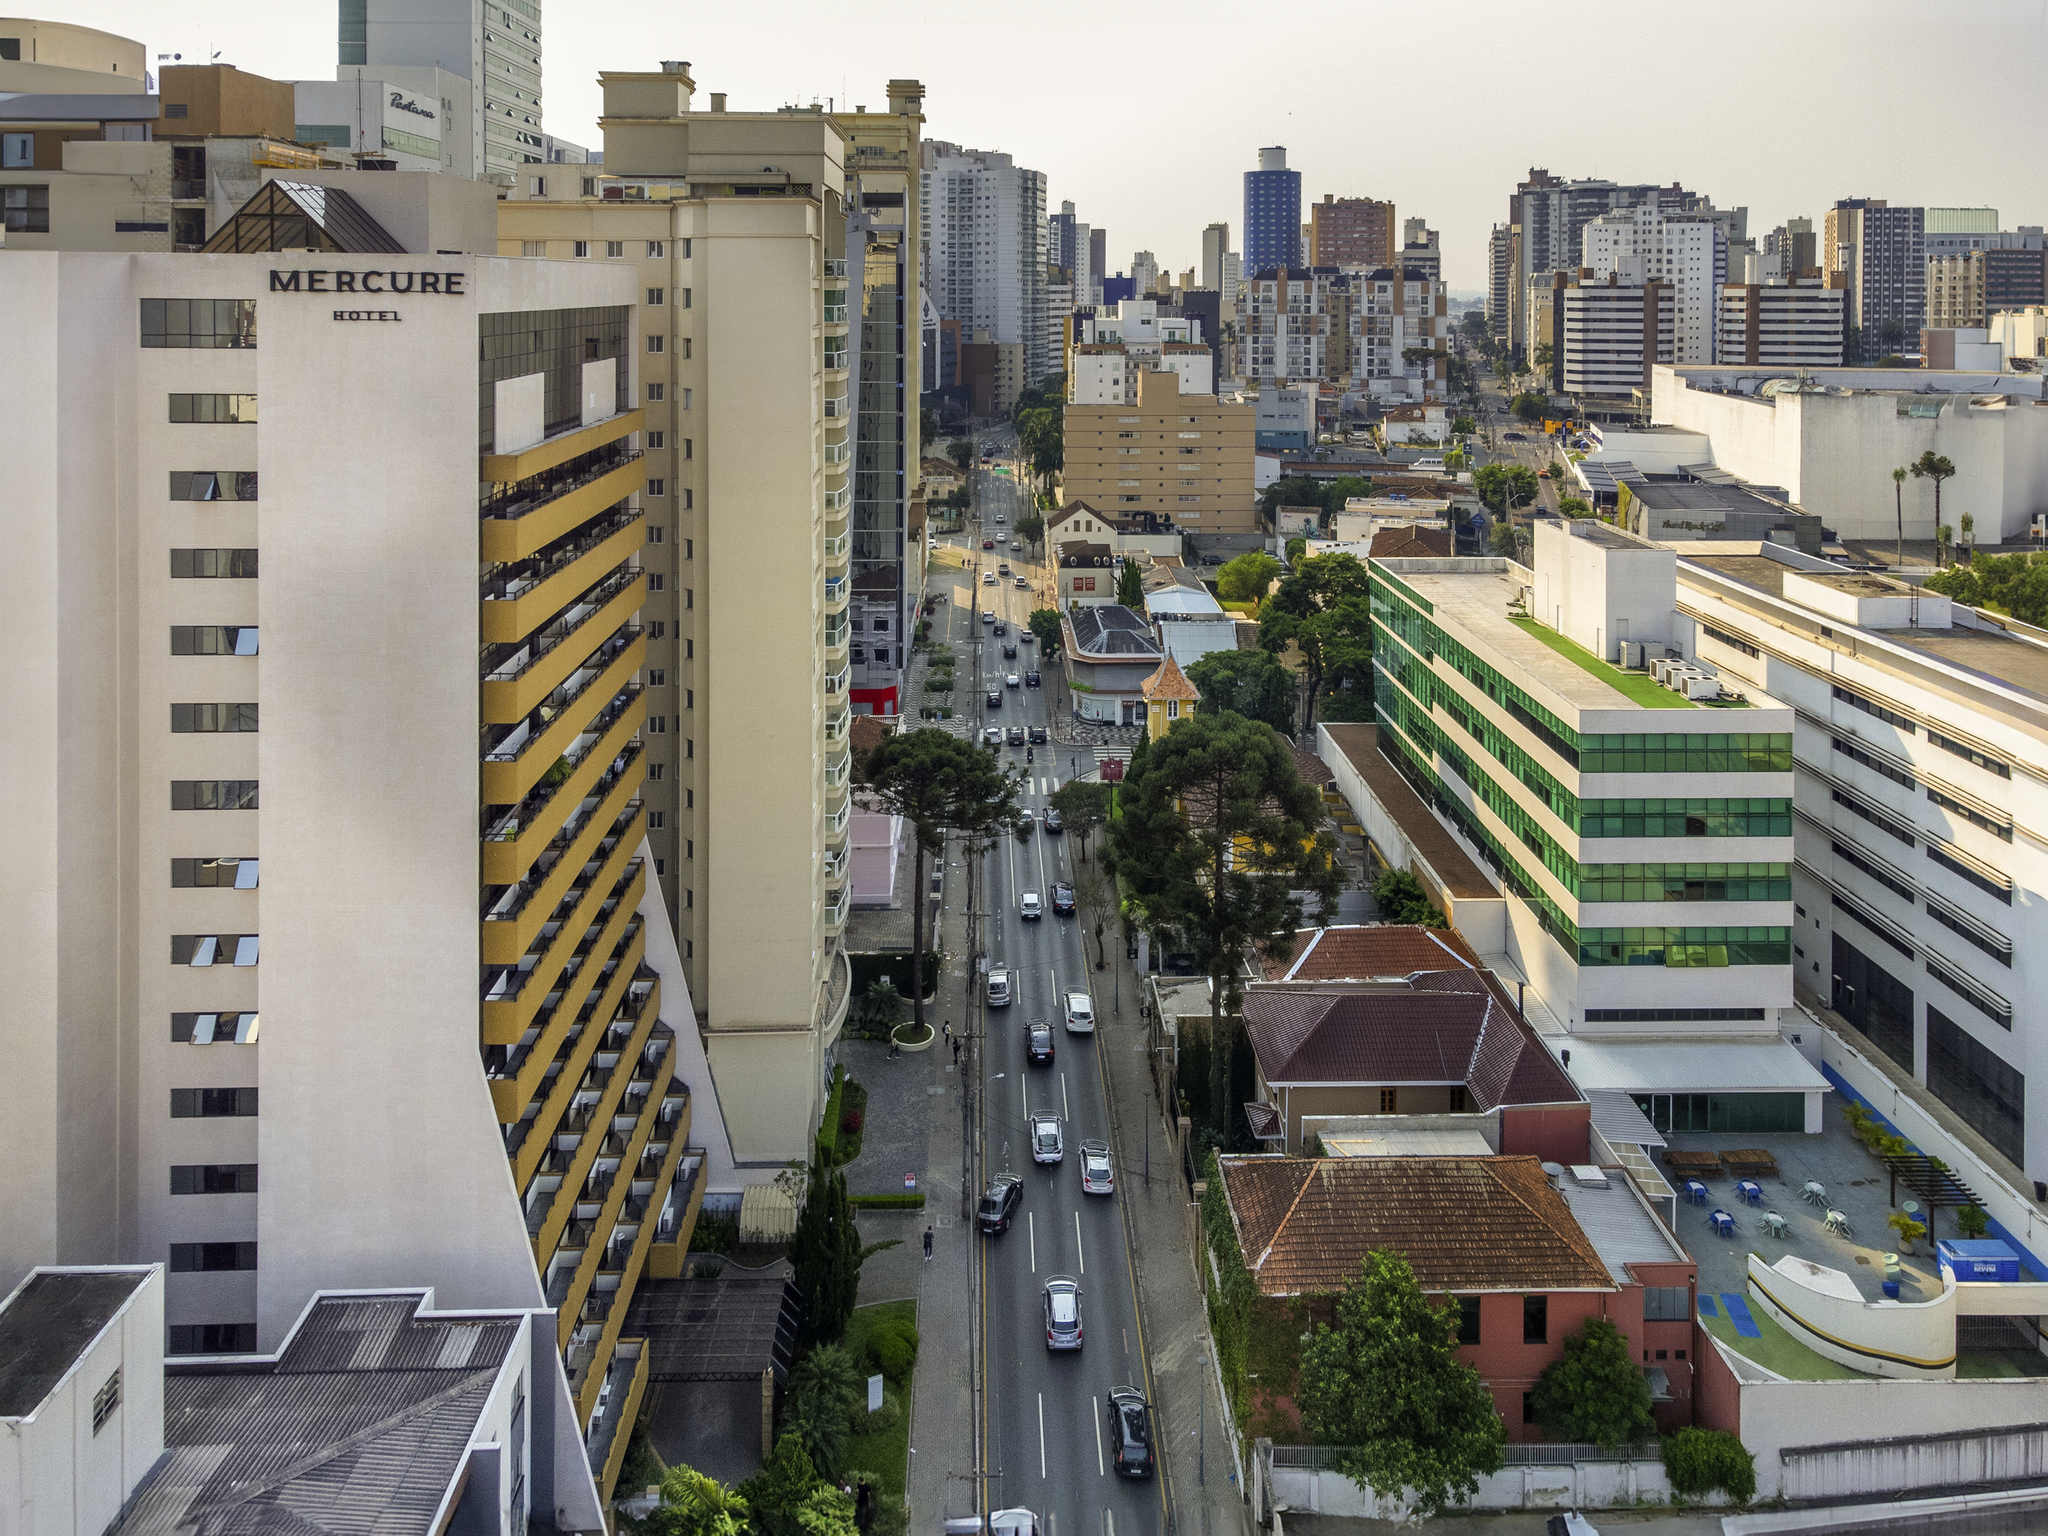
[986,967,1011,1007]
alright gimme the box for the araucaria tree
[1298,1250,1507,1517]
[863,730,1020,1034]
[1109,710,1338,1133]
[1116,556,1144,608]
[1531,1317,1654,1449]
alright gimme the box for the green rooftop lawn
[1508,615,1697,709]
[1699,1303,1863,1380]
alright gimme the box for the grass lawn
[1699,1305,1862,1380]
[843,1301,916,1502]
[1507,614,1697,708]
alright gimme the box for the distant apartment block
[1715,276,1846,367]
[1824,198,1925,357]
[1563,273,1674,395]
[1307,193,1395,267]
[1582,203,1727,364]
[921,140,1049,381]
[1063,368,1256,534]
[1243,145,1301,273]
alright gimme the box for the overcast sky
[71,0,2048,292]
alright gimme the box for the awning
[1555,1036,1831,1098]
[1588,1089,1666,1149]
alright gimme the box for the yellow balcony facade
[481,454,646,566]
[480,637,645,804]
[482,722,643,887]
[511,971,658,1191]
[490,911,645,1124]
[482,408,644,484]
[594,1339,651,1503]
[483,848,645,1048]
[482,573,646,724]
[483,791,647,973]
[481,513,644,647]
[528,977,664,1272]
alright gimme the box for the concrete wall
[1270,1453,1690,1516]
[1746,1252,1957,1380]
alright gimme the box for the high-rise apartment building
[1050,198,1077,273]
[1561,273,1674,395]
[1760,217,1818,280]
[1350,264,1447,401]
[1503,168,1711,352]
[1062,367,1255,533]
[1130,249,1159,297]
[1399,217,1442,286]
[1201,221,1229,293]
[1370,523,1801,1074]
[1242,265,1444,396]
[1581,204,1727,364]
[1307,194,1395,267]
[1487,222,1517,344]
[1927,244,2048,330]
[1922,206,2002,257]
[339,0,540,177]
[1242,266,1345,382]
[1715,276,1846,366]
[502,62,860,1165]
[1824,198,1926,358]
[1089,227,1107,303]
[1243,146,1301,274]
[921,140,1049,382]
[4,186,719,1507]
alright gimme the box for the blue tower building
[1243,146,1302,273]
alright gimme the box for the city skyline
[69,0,2048,292]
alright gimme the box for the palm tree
[1912,451,1957,565]
[783,1343,863,1480]
[1891,466,1908,569]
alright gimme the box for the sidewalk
[1095,942,1249,1536]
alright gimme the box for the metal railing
[1268,1441,1657,1470]
[482,575,641,684]
[480,508,642,604]
[482,446,642,524]
[822,258,848,278]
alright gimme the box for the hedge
[1662,1427,1756,1502]
[1200,1148,1259,1423]
[817,1065,848,1165]
[850,1192,926,1210]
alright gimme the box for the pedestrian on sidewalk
[922,1226,934,1262]
[942,1020,952,1047]
[951,1038,962,1066]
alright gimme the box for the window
[683,539,693,560]
[650,811,665,829]
[1926,784,2011,841]
[170,1086,258,1117]
[171,1164,258,1195]
[681,287,692,308]
[1924,896,2011,966]
[171,703,258,733]
[170,626,258,656]
[646,478,665,497]
[1,132,30,167]
[171,1012,259,1044]
[1643,1285,1690,1321]
[680,387,693,409]
[680,239,691,258]
[647,287,665,306]
[647,240,665,258]
[647,334,664,353]
[1447,1085,1468,1113]
[169,1241,257,1272]
[1456,1296,1481,1346]
[1521,1391,1536,1425]
[171,934,258,967]
[1832,683,1915,733]
[141,298,257,349]
[573,240,590,258]
[91,1371,121,1433]
[647,382,664,403]
[171,857,258,891]
[1925,727,2010,778]
[168,1323,256,1353]
[683,438,693,460]
[1927,841,2012,903]
[169,393,257,423]
[2,183,49,233]
[1523,1295,1548,1343]
[648,668,667,686]
[682,489,694,510]
[1927,1006,2025,1165]
[169,471,258,502]
[648,574,665,592]
[1926,952,2012,1030]
[171,780,259,811]
[170,549,258,578]
[648,716,666,734]
[520,240,545,257]
[606,240,624,257]
[681,338,692,359]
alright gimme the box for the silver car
[1043,1275,1083,1351]
[1079,1139,1114,1196]
[1029,1112,1064,1164]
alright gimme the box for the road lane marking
[1061,1071,1069,1120]
[1076,1208,1085,1274]
[1028,1210,1036,1273]
[1093,1391,1105,1476]
[1038,1392,1047,1479]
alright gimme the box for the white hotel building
[4,185,726,1505]
[1370,521,1819,1134]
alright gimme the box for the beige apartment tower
[501,62,881,1164]
[1062,367,1256,534]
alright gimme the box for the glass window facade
[477,306,629,455]
[1831,932,1914,1072]
[1927,1007,2024,1166]
[141,299,257,349]
[169,393,257,423]
[1631,1092,1805,1134]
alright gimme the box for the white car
[1080,1140,1114,1195]
[1006,672,1021,688]
[982,571,997,585]
[1030,1112,1064,1164]
[982,726,1003,746]
[981,610,995,624]
[986,967,1011,1007]
[1063,991,1096,1034]
[1020,891,1043,920]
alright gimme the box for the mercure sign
[269,269,466,295]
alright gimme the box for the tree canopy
[1259,473,1375,527]
[945,438,974,470]
[646,1465,751,1536]
[1187,648,1299,735]
[1216,550,1283,604]
[1473,463,1539,516]
[1258,553,1372,728]
[1109,710,1338,1131]
[1925,551,2048,625]
[1116,556,1144,608]
[1371,868,1445,928]
[1027,606,1064,656]
[862,730,1020,1031]
[1531,1317,1655,1449]
[782,1343,864,1480]
[1510,391,1548,423]
[1047,777,1112,862]
[1015,510,1045,550]
[1298,1250,1506,1517]
[789,1149,863,1352]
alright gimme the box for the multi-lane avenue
[939,440,1170,1536]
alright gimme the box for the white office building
[1582,203,1727,364]
[1714,277,1846,367]
[1679,547,2044,1183]
[920,140,1049,382]
[294,74,453,172]
[339,0,540,177]
[1563,275,1675,395]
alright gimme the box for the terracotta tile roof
[1369,526,1453,559]
[1244,1102,1284,1141]
[1142,655,1201,702]
[1263,924,1479,982]
[1288,743,1334,790]
[1218,1155,1616,1296]
[1242,980,1578,1109]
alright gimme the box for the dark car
[977,1174,1023,1234]
[992,621,1008,636]
[982,538,996,549]
[1006,725,1026,745]
[1105,1388,1154,1477]
[1028,725,1048,745]
[1043,806,1063,831]
[1051,880,1075,915]
[1503,430,1527,441]
[987,690,1001,709]
[1026,1021,1055,1065]
[1024,670,1041,688]
[1003,642,1018,658]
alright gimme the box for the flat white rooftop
[1554,1036,1831,1098]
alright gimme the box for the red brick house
[1215,1155,1698,1440]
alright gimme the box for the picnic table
[1721,1148,1780,1178]
[1664,1149,1722,1177]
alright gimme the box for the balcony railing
[824,664,850,697]
[482,445,643,526]
[823,393,850,419]
[824,485,851,513]
[481,631,641,766]
[822,348,849,372]
[822,303,848,325]
[824,884,850,928]
[823,848,847,883]
[825,801,849,839]
[482,568,641,687]
[823,534,849,562]
[824,574,848,605]
[824,702,851,743]
[823,439,850,467]
[481,507,642,606]
[484,726,640,848]
[822,258,848,279]
[822,618,849,653]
